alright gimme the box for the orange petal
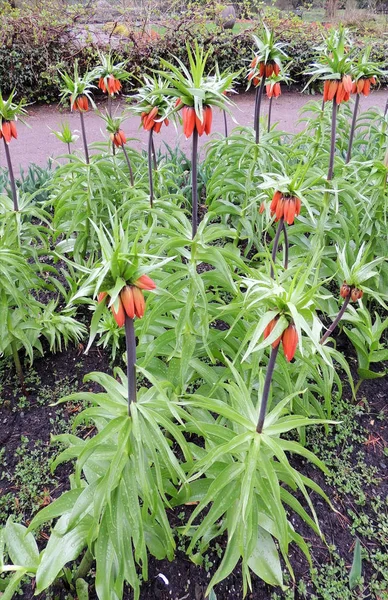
[153,121,162,133]
[362,79,370,96]
[132,286,145,318]
[264,318,281,348]
[327,80,338,101]
[111,298,125,327]
[10,121,17,139]
[270,191,282,214]
[204,106,212,135]
[195,113,205,136]
[121,286,135,318]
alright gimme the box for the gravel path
[1,90,387,173]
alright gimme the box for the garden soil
[0,334,386,599]
[1,89,387,174]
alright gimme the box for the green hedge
[0,8,387,103]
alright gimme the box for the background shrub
[0,2,387,102]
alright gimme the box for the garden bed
[0,22,387,600]
[1,335,387,599]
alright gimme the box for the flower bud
[282,323,298,362]
[351,287,363,302]
[340,282,351,298]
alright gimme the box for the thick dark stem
[11,341,27,396]
[270,217,284,279]
[67,142,71,155]
[267,96,273,133]
[125,315,137,413]
[148,129,154,207]
[79,111,90,164]
[223,109,228,137]
[256,344,280,433]
[3,140,18,211]
[191,127,199,239]
[255,77,267,144]
[152,139,157,170]
[327,100,337,181]
[321,96,325,112]
[283,221,289,270]
[320,295,351,344]
[385,97,388,118]
[122,144,134,186]
[107,95,112,117]
[346,93,360,164]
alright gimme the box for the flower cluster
[266,82,281,99]
[0,120,17,143]
[340,282,363,302]
[351,77,376,96]
[264,319,299,362]
[322,75,352,104]
[98,275,156,327]
[250,57,280,78]
[110,129,126,148]
[182,105,212,138]
[270,191,301,225]
[141,107,169,133]
[98,75,122,96]
[71,95,89,112]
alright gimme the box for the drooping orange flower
[266,82,281,99]
[323,76,353,105]
[263,317,282,348]
[98,75,122,95]
[133,274,157,290]
[1,121,13,144]
[111,130,126,147]
[352,77,376,97]
[142,106,159,131]
[121,284,150,319]
[72,95,89,111]
[282,323,298,362]
[248,60,280,85]
[270,191,301,225]
[141,107,169,134]
[182,105,212,139]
